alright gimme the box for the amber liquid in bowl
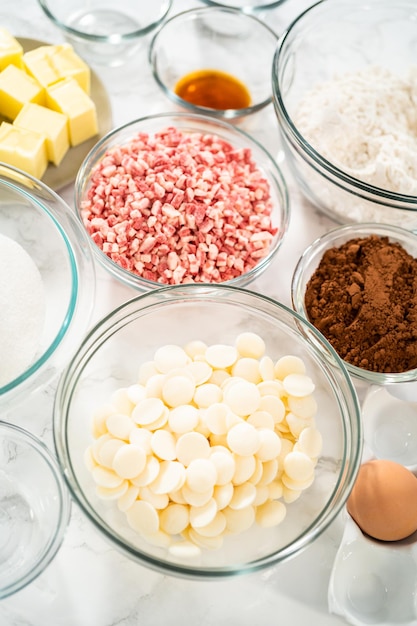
[174,69,251,110]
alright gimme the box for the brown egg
[347,459,417,542]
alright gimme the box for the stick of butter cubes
[0,28,98,180]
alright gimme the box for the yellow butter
[0,28,23,71]
[14,102,69,166]
[23,44,90,94]
[0,64,44,120]
[0,121,47,180]
[46,77,98,146]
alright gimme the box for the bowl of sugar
[0,163,96,408]
[53,283,361,578]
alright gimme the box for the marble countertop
[0,1,351,625]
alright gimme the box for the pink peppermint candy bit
[81,127,278,285]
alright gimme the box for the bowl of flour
[272,0,417,230]
[0,164,96,408]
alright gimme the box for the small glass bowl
[37,0,173,67]
[272,0,417,229]
[53,283,361,579]
[74,112,290,291]
[148,7,278,120]
[0,420,71,599]
[0,163,96,409]
[197,0,287,14]
[291,223,417,385]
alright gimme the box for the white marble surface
[0,1,352,624]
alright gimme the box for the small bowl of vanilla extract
[148,6,278,120]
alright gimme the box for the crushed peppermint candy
[80,126,278,284]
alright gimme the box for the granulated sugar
[0,233,46,386]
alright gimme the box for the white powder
[294,66,417,223]
[0,233,46,386]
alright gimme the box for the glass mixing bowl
[0,420,70,599]
[148,8,278,120]
[291,222,417,385]
[53,284,361,578]
[0,163,96,409]
[37,0,172,67]
[272,0,417,229]
[74,112,290,291]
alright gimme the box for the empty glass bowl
[148,7,278,120]
[53,284,361,578]
[272,0,417,229]
[74,112,290,291]
[198,0,287,14]
[0,163,96,409]
[37,0,173,67]
[0,421,70,599]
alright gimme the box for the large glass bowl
[0,163,96,409]
[74,112,290,291]
[272,0,417,230]
[0,421,71,599]
[291,222,417,386]
[148,8,278,120]
[53,284,361,578]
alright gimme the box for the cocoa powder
[304,235,417,373]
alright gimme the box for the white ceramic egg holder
[328,384,417,626]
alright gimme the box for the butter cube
[14,102,69,166]
[23,44,91,94]
[46,78,98,146]
[0,28,23,71]
[0,64,44,120]
[0,122,47,180]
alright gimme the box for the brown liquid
[174,69,251,111]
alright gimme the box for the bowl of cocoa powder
[291,223,417,385]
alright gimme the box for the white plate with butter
[0,37,112,191]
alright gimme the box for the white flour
[0,233,46,386]
[294,66,417,223]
